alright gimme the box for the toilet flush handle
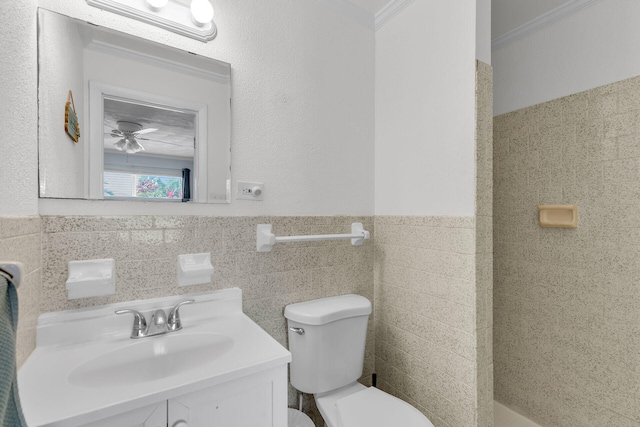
[289,327,305,335]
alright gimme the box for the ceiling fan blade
[136,137,192,147]
[134,128,158,135]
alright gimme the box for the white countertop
[18,288,291,427]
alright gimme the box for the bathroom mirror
[37,9,231,203]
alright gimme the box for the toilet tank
[284,294,371,394]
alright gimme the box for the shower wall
[494,75,640,426]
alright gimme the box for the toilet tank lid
[284,294,371,325]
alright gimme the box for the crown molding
[85,38,230,85]
[492,0,603,50]
[375,0,416,31]
[316,0,374,30]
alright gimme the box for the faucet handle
[167,299,195,331]
[115,309,147,338]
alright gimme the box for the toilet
[285,294,434,427]
[288,408,315,427]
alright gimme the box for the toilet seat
[336,387,434,427]
[315,383,433,427]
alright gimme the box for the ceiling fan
[108,121,158,154]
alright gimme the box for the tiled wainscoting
[0,216,42,368]
[494,75,640,426]
[374,216,482,427]
[39,215,374,417]
[475,60,494,427]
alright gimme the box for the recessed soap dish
[177,253,214,287]
[538,204,578,228]
[66,259,115,299]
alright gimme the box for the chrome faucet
[116,299,195,339]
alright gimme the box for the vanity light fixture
[85,0,217,42]
[190,0,215,27]
[145,0,168,12]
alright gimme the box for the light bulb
[146,0,168,12]
[191,0,214,27]
[114,138,126,151]
[128,138,145,154]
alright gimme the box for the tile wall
[373,60,493,427]
[494,75,640,426]
[475,60,494,427]
[374,215,479,427]
[39,215,374,420]
[0,216,42,368]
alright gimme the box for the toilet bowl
[315,382,433,427]
[288,408,314,427]
[285,294,434,427]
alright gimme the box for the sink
[68,332,234,388]
[19,288,292,427]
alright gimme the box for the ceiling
[491,0,569,39]
[346,0,392,15]
[344,0,572,39]
[103,97,196,159]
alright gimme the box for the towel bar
[257,223,370,252]
[0,262,24,288]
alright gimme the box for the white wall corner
[476,0,491,64]
[375,0,416,31]
[492,0,603,50]
[316,0,374,30]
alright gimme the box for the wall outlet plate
[236,182,264,201]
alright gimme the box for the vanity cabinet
[81,365,288,427]
[19,288,292,427]
[83,402,166,427]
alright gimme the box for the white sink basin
[68,332,234,387]
[19,288,292,427]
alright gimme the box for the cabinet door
[168,366,287,427]
[169,381,272,427]
[83,401,167,427]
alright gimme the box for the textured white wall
[374,0,477,216]
[0,0,39,216]
[8,0,374,216]
[494,0,640,115]
[491,0,568,39]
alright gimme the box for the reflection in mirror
[102,97,196,201]
[37,9,231,203]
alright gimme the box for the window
[104,171,183,200]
